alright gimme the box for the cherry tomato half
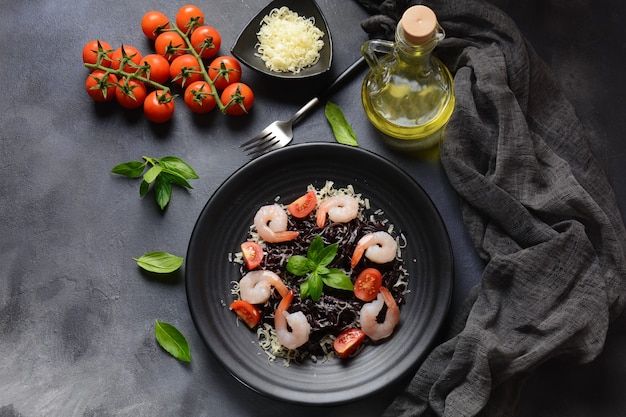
[190,25,221,59]
[230,300,261,328]
[354,268,383,302]
[143,90,175,123]
[110,45,143,73]
[82,39,112,67]
[141,53,170,84]
[169,54,203,87]
[154,31,186,62]
[141,10,170,40]
[240,241,264,270]
[115,78,147,109]
[334,328,366,358]
[184,81,217,114]
[85,70,118,102]
[287,191,317,218]
[220,82,254,116]
[208,56,242,90]
[175,4,204,34]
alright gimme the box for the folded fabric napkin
[355,0,626,415]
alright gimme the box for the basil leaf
[300,280,310,299]
[307,235,324,261]
[155,320,191,362]
[111,160,146,178]
[160,169,193,189]
[286,255,310,276]
[325,101,358,146]
[154,175,172,210]
[307,271,324,302]
[322,269,354,291]
[315,243,338,267]
[158,156,199,179]
[143,165,163,184]
[139,179,149,197]
[133,251,184,273]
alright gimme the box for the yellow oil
[361,56,455,151]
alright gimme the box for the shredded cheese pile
[255,6,325,74]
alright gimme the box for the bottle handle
[361,39,395,74]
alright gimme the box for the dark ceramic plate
[185,143,453,405]
[230,0,333,79]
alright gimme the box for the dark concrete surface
[0,0,624,416]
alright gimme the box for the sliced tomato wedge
[287,191,317,218]
[241,241,263,269]
[334,327,366,358]
[354,267,383,302]
[230,300,261,328]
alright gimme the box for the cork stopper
[400,5,438,45]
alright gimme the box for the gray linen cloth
[356,0,626,415]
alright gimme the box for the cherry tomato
[154,31,186,62]
[208,56,242,90]
[184,81,217,114]
[144,90,175,123]
[82,39,112,67]
[110,45,143,73]
[141,53,170,84]
[85,70,118,102]
[115,78,147,109]
[176,4,205,34]
[220,82,254,116]
[169,54,203,87]
[240,241,264,270]
[141,10,170,40]
[334,328,366,358]
[230,299,261,328]
[354,268,383,302]
[190,25,221,59]
[287,191,317,218]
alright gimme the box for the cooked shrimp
[359,287,399,341]
[274,290,311,350]
[351,231,398,268]
[316,195,360,228]
[239,270,289,304]
[253,204,299,243]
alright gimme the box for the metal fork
[240,56,366,157]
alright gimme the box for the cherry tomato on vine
[240,241,264,270]
[85,70,118,102]
[144,90,175,123]
[287,191,317,218]
[140,53,170,84]
[220,82,254,116]
[333,328,366,358]
[141,10,170,40]
[115,78,147,110]
[190,25,221,59]
[110,45,143,73]
[353,268,383,302]
[175,4,205,34]
[208,56,242,90]
[154,31,186,62]
[82,39,112,67]
[184,81,217,114]
[169,54,203,87]
[229,300,261,329]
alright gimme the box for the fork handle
[289,56,367,125]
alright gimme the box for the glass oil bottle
[361,5,454,151]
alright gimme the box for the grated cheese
[255,6,325,73]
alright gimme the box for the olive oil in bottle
[361,5,454,151]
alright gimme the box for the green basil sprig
[325,101,358,147]
[155,320,191,362]
[286,235,353,301]
[111,155,198,210]
[133,251,183,273]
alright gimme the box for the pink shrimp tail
[270,230,299,243]
[316,206,328,228]
[351,234,374,268]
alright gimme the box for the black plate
[230,0,333,79]
[186,143,453,405]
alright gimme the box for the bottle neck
[394,23,443,66]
